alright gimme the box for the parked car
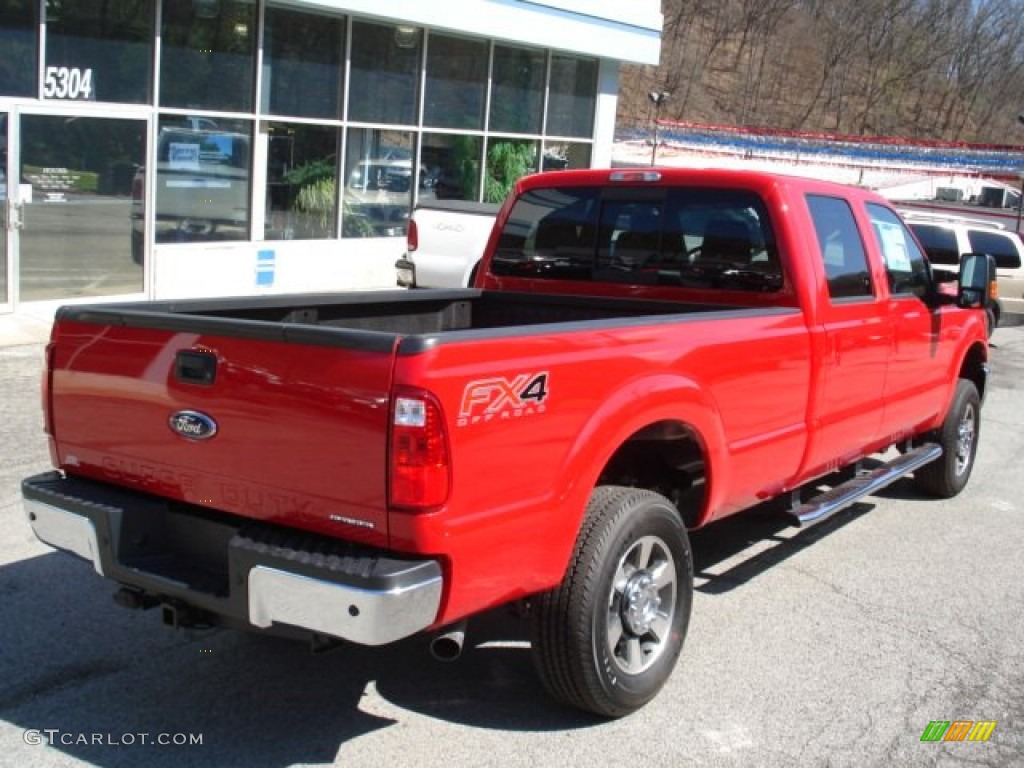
[902,209,1024,328]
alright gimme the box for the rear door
[801,193,889,474]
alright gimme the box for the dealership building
[0,0,661,317]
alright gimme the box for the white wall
[152,238,404,300]
[295,0,662,64]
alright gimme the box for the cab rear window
[491,186,783,292]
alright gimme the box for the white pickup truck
[395,199,499,288]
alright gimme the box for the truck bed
[56,289,756,349]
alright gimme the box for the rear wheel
[914,379,980,497]
[531,486,693,718]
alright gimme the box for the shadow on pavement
[0,550,593,768]
[1,473,923,765]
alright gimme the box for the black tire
[531,486,693,718]
[914,379,980,498]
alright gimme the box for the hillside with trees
[619,0,1024,145]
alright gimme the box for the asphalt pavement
[0,321,1021,768]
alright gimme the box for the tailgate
[47,320,397,546]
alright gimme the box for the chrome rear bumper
[23,472,442,646]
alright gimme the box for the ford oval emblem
[169,410,218,441]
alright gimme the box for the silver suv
[903,210,1024,327]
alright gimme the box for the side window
[966,230,1023,269]
[806,195,873,300]
[909,223,959,266]
[867,204,931,298]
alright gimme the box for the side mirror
[957,252,997,309]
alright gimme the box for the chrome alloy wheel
[606,535,677,675]
[955,401,977,477]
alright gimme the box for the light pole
[648,91,669,166]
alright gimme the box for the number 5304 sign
[43,66,95,100]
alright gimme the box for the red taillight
[389,389,450,509]
[406,218,418,252]
[42,342,56,437]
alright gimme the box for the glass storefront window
[1,113,7,304]
[265,123,340,240]
[159,0,256,112]
[153,115,252,246]
[421,133,482,202]
[262,5,345,119]
[546,55,597,138]
[343,128,412,237]
[44,0,154,104]
[490,45,545,135]
[18,114,145,301]
[543,141,591,171]
[484,138,538,204]
[348,21,420,126]
[0,0,38,97]
[423,34,487,131]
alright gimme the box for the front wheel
[914,379,980,498]
[531,486,693,718]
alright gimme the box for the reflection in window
[867,203,931,298]
[262,6,345,119]
[160,0,255,112]
[265,123,339,240]
[343,128,412,238]
[421,133,482,202]
[485,139,538,204]
[1,114,6,302]
[424,34,487,130]
[543,142,591,171]
[18,114,145,300]
[491,45,545,134]
[349,21,420,125]
[44,0,154,104]
[154,115,252,246]
[807,194,873,300]
[546,55,597,138]
[0,0,38,97]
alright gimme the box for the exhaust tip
[429,622,466,662]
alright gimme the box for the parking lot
[0,324,1021,768]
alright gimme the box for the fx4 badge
[458,372,549,426]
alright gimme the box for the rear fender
[541,373,727,582]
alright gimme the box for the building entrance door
[0,111,14,312]
[15,110,146,303]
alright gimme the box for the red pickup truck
[23,168,993,718]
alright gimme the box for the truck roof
[516,166,889,204]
